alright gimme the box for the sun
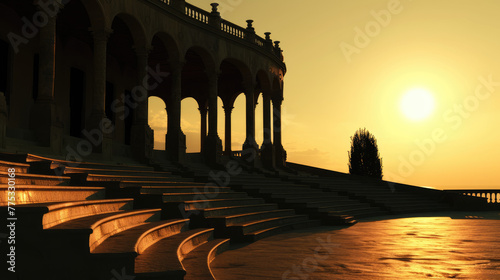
[400,88,435,121]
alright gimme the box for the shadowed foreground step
[134,228,215,279]
[183,238,231,280]
[90,219,190,279]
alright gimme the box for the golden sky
[149,0,500,190]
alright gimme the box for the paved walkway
[211,212,500,280]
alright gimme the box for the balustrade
[447,190,500,203]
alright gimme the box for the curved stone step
[241,183,311,189]
[63,166,173,177]
[207,209,297,227]
[120,181,206,188]
[316,203,374,213]
[89,219,190,278]
[230,215,309,235]
[92,219,189,254]
[85,174,191,182]
[0,171,70,185]
[12,198,134,230]
[283,196,354,204]
[0,159,30,173]
[49,208,162,251]
[183,198,265,210]
[25,153,154,171]
[0,185,105,206]
[158,192,248,202]
[190,204,279,218]
[270,191,330,198]
[134,228,214,278]
[243,219,321,242]
[140,186,233,195]
[329,207,387,218]
[302,200,366,208]
[182,238,230,280]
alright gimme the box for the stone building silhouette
[0,0,286,167]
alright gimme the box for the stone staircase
[220,171,383,225]
[0,153,322,279]
[285,172,451,215]
[0,154,227,280]
[0,151,454,279]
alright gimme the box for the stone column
[204,70,222,165]
[90,29,109,122]
[273,96,286,167]
[131,47,154,163]
[261,92,275,169]
[223,105,233,156]
[29,6,63,154]
[242,83,258,164]
[166,61,186,162]
[199,105,207,152]
[88,28,113,159]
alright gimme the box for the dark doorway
[0,40,10,105]
[32,54,39,102]
[123,90,133,145]
[69,68,85,137]
[105,81,115,124]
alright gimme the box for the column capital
[90,28,113,41]
[170,59,186,75]
[206,69,221,81]
[223,106,234,114]
[243,82,256,95]
[134,46,152,57]
[272,96,283,106]
[198,105,208,113]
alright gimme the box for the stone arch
[185,46,217,74]
[218,58,253,107]
[110,13,148,49]
[148,33,174,101]
[151,31,181,64]
[79,0,107,30]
